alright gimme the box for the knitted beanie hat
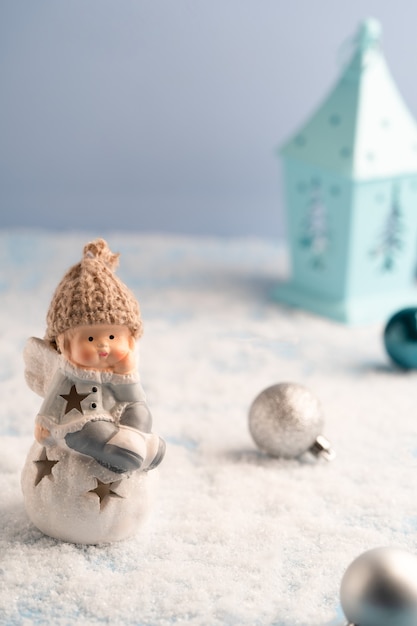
[45,239,143,345]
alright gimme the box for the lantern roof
[281,18,417,179]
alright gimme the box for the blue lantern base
[273,281,417,325]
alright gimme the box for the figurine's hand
[34,423,52,444]
[113,351,137,375]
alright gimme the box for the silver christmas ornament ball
[340,547,417,626]
[248,382,334,459]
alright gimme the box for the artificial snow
[1,230,417,626]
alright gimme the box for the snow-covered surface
[1,230,417,626]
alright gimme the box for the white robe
[21,337,159,544]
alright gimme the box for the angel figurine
[21,239,165,544]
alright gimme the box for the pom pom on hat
[83,238,120,270]
[45,239,143,345]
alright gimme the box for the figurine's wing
[23,337,60,397]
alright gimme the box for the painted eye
[88,337,94,342]
[109,335,115,340]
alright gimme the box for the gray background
[1,0,416,237]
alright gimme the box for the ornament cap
[309,434,336,461]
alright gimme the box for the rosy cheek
[75,345,95,364]
[110,347,122,359]
[84,347,97,362]
[112,343,128,360]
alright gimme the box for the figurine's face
[59,324,135,370]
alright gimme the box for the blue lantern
[275,18,417,323]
